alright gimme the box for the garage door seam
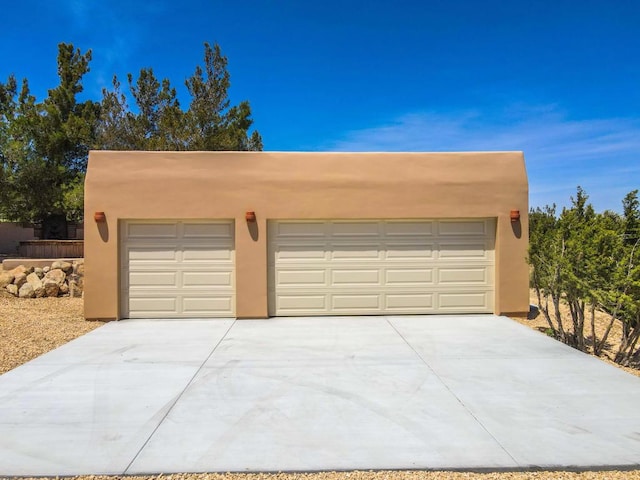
[123,319,237,474]
[384,317,519,466]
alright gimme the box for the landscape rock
[4,260,83,299]
[0,272,15,289]
[43,279,60,297]
[74,262,85,276]
[18,283,35,298]
[59,261,73,274]
[26,273,45,297]
[68,274,83,298]
[14,273,27,289]
[10,265,31,277]
[43,269,66,286]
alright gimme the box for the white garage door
[268,219,495,316]
[121,221,235,318]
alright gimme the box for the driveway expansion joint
[384,316,520,467]
[123,319,237,475]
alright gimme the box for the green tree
[0,43,98,228]
[623,189,639,244]
[96,42,262,152]
[529,187,640,367]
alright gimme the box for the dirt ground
[2,291,640,480]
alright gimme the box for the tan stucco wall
[84,151,529,320]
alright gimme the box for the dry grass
[2,293,640,479]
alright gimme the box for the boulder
[9,265,27,276]
[59,261,73,274]
[44,269,66,286]
[59,282,69,295]
[51,261,62,270]
[26,273,45,297]
[0,271,14,289]
[18,283,35,298]
[73,262,85,276]
[68,274,84,298]
[34,267,44,279]
[14,273,27,288]
[6,284,18,296]
[43,279,60,297]
[43,266,50,273]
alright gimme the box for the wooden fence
[18,240,84,258]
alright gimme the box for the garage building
[84,151,528,320]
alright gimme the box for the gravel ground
[8,470,640,480]
[2,292,640,479]
[0,290,102,375]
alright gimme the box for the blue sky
[2,0,639,212]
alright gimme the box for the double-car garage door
[121,219,495,318]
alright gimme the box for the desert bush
[529,188,640,366]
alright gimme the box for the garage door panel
[386,293,433,309]
[182,271,232,287]
[331,269,380,285]
[274,244,327,261]
[182,247,233,262]
[127,223,178,239]
[183,222,233,238]
[439,292,489,309]
[330,244,380,260]
[386,269,434,285]
[269,219,494,316]
[438,242,488,259]
[128,248,178,262]
[182,296,233,315]
[277,270,326,286]
[122,220,235,318]
[385,221,433,236]
[438,220,486,236]
[332,294,380,310]
[385,243,434,260]
[128,297,178,315]
[279,295,326,311]
[129,271,177,287]
[331,222,379,236]
[276,222,326,237]
[438,268,487,284]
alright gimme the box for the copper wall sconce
[94,211,106,223]
[510,210,520,222]
[245,211,256,223]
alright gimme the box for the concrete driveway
[1,315,640,476]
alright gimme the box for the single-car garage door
[121,221,235,318]
[268,219,495,316]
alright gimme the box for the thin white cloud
[325,107,640,212]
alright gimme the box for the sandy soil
[2,292,640,479]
